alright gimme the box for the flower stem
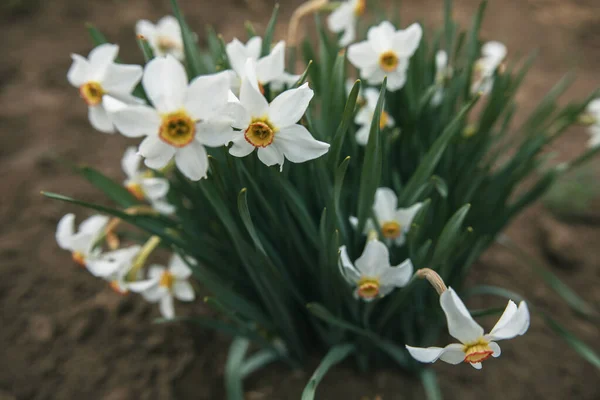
[127,235,161,281]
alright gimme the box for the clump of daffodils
[48,0,600,397]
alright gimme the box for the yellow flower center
[379,51,399,72]
[159,271,175,289]
[109,280,128,295]
[72,251,86,267]
[357,277,380,300]
[354,0,366,16]
[379,111,389,130]
[79,81,105,106]
[381,221,401,239]
[126,182,146,201]
[157,36,180,53]
[159,110,196,148]
[244,119,275,148]
[463,339,493,364]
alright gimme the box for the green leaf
[464,284,525,303]
[261,4,280,57]
[542,313,600,370]
[357,79,386,233]
[170,0,204,77]
[301,344,355,400]
[399,95,480,206]
[497,235,598,319]
[431,175,448,198]
[237,188,266,254]
[420,369,443,400]
[136,35,155,62]
[225,337,250,400]
[240,349,281,378]
[85,23,108,46]
[329,80,360,167]
[293,60,313,88]
[77,166,140,208]
[432,204,471,271]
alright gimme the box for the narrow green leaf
[136,35,155,62]
[293,60,313,88]
[464,284,525,303]
[237,188,266,254]
[433,204,471,271]
[85,23,108,46]
[77,166,140,208]
[542,313,600,369]
[261,4,280,57]
[420,369,443,400]
[301,344,355,400]
[240,349,281,378]
[170,0,204,77]
[329,80,360,166]
[225,337,250,400]
[357,79,386,233]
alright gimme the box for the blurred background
[1,0,599,399]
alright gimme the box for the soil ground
[1,0,599,399]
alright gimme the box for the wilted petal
[440,287,485,344]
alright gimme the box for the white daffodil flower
[406,287,530,369]
[270,72,302,93]
[67,44,143,133]
[226,59,330,170]
[471,41,507,95]
[338,240,413,301]
[136,16,184,60]
[121,147,175,214]
[348,21,422,91]
[432,50,449,106]
[112,55,234,181]
[350,187,422,246]
[354,88,395,146]
[584,99,600,148]
[327,0,366,47]
[86,245,141,294]
[128,254,195,319]
[226,36,286,92]
[56,213,109,266]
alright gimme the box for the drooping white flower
[87,245,141,294]
[111,55,234,181]
[226,59,330,170]
[584,99,600,148]
[67,44,143,133]
[348,21,422,91]
[121,147,175,214]
[432,50,451,106]
[226,36,286,92]
[56,213,110,266]
[136,16,184,60]
[338,240,413,301]
[128,254,195,319]
[354,88,395,146]
[471,41,507,95]
[350,187,422,246]
[406,287,530,369]
[327,0,366,47]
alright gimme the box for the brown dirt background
[1,0,599,399]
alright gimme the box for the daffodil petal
[102,63,143,95]
[143,55,187,113]
[174,141,209,181]
[354,239,390,277]
[379,258,413,288]
[486,301,530,341]
[373,187,398,222]
[169,254,192,279]
[112,105,161,137]
[275,124,329,163]
[159,295,175,319]
[56,213,76,250]
[185,71,230,119]
[338,245,361,283]
[88,43,119,81]
[239,59,269,117]
[88,105,115,133]
[440,287,485,344]
[268,83,314,128]
[348,41,378,69]
[121,146,142,179]
[256,41,285,84]
[173,281,195,301]
[391,23,423,57]
[67,54,91,86]
[489,341,501,358]
[257,145,285,169]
